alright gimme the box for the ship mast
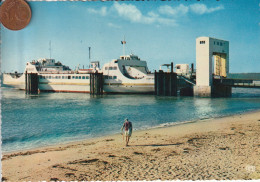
[49,41,52,59]
[89,47,91,68]
[121,36,126,56]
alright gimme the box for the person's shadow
[130,142,183,147]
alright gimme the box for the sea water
[1,87,260,153]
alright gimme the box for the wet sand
[2,111,260,181]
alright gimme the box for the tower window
[200,41,205,44]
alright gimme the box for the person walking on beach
[121,118,132,146]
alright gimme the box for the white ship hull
[2,54,155,94]
[3,73,154,94]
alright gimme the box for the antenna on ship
[89,47,91,68]
[121,36,126,56]
[49,41,52,59]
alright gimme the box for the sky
[1,0,260,73]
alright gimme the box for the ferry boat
[2,54,155,94]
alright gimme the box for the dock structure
[25,71,39,94]
[155,70,177,96]
[194,37,231,97]
[193,36,260,97]
[90,72,103,95]
[18,37,259,97]
[154,63,177,96]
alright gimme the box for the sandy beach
[2,110,260,181]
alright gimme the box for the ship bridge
[119,54,141,61]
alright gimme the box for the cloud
[113,2,142,23]
[87,7,107,16]
[158,3,224,16]
[113,2,176,26]
[87,3,224,27]
[158,4,189,16]
[107,22,121,29]
[190,4,224,15]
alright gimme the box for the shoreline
[2,110,260,180]
[3,108,260,155]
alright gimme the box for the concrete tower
[194,37,230,97]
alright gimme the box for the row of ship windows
[105,66,117,70]
[39,75,117,80]
[104,76,117,79]
[39,75,89,79]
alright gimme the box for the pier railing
[214,78,260,88]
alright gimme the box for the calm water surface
[1,87,260,152]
